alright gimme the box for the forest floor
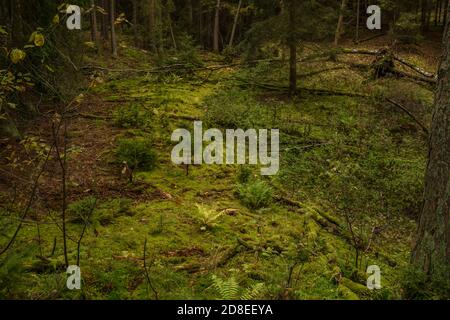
[0,36,441,299]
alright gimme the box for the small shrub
[115,138,157,172]
[0,250,27,298]
[402,265,450,300]
[68,196,97,224]
[93,198,134,225]
[237,180,273,210]
[112,104,145,128]
[153,34,203,79]
[112,198,133,216]
[236,165,253,184]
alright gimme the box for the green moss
[338,284,360,300]
[3,44,431,300]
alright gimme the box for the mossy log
[338,284,360,300]
[340,277,370,296]
[274,194,354,244]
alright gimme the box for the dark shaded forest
[0,0,449,300]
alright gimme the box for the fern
[237,180,273,210]
[211,275,265,300]
[241,282,265,300]
[196,204,223,231]
[211,275,240,300]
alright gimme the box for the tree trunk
[132,0,138,47]
[146,0,155,50]
[426,0,432,30]
[157,0,163,53]
[288,0,297,95]
[356,0,360,43]
[110,0,117,56]
[334,0,348,46]
[149,0,155,34]
[412,1,450,277]
[435,0,440,26]
[167,6,177,51]
[10,0,24,46]
[422,0,431,32]
[213,0,221,52]
[90,0,98,44]
[199,3,204,49]
[445,0,450,27]
[101,0,109,40]
[228,0,242,48]
[186,0,193,31]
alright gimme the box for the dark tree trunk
[10,0,24,46]
[186,0,193,31]
[228,0,242,48]
[412,2,450,277]
[434,0,441,27]
[213,0,221,52]
[445,0,450,27]
[334,0,348,46]
[101,0,109,40]
[132,0,138,47]
[355,0,360,43]
[110,0,117,56]
[90,0,98,44]
[288,0,297,95]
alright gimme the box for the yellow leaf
[84,41,96,49]
[53,14,60,24]
[45,64,55,73]
[10,49,26,64]
[28,31,37,43]
[75,93,84,104]
[34,33,45,47]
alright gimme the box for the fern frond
[241,282,265,300]
[196,204,223,229]
[211,275,240,300]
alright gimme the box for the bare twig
[76,198,96,266]
[143,237,159,300]
[385,98,429,135]
[52,118,69,268]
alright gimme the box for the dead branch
[143,237,159,300]
[234,77,368,98]
[76,198,96,266]
[385,98,429,135]
[393,56,436,79]
[0,143,54,256]
[52,118,69,268]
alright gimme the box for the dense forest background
[0,0,449,300]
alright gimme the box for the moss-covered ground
[0,42,434,300]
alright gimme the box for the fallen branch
[385,98,429,135]
[391,69,436,85]
[76,113,111,120]
[355,32,387,44]
[175,239,252,274]
[298,67,346,78]
[166,113,199,121]
[234,77,368,98]
[393,56,436,79]
[339,48,436,80]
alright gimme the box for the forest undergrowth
[0,37,440,299]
